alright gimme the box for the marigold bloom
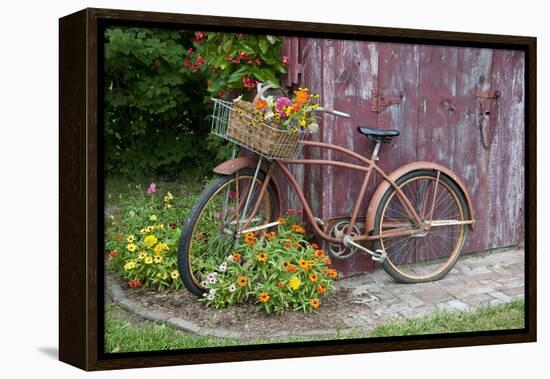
[310,297,321,310]
[237,276,248,287]
[288,275,301,290]
[258,292,270,303]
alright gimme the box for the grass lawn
[104,298,524,353]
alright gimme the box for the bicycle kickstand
[342,235,387,263]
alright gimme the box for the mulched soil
[114,273,379,337]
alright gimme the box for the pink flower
[255,58,261,65]
[275,97,293,119]
[247,59,253,65]
[188,47,193,54]
[212,211,221,220]
[229,190,237,199]
[146,183,157,194]
[184,59,193,68]
[226,55,233,61]
[287,209,295,215]
[282,56,289,65]
[296,209,303,215]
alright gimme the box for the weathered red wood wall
[280,38,525,277]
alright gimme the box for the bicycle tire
[373,169,470,283]
[178,169,279,296]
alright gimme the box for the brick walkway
[336,248,524,327]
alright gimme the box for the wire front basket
[210,98,308,159]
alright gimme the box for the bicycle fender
[365,161,476,234]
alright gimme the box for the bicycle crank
[342,235,387,263]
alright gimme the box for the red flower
[184,59,193,68]
[188,47,193,54]
[282,56,289,65]
[128,280,143,288]
[284,242,292,248]
[108,250,119,258]
[226,55,233,61]
[218,91,225,98]
[296,209,303,215]
[255,58,261,65]
[247,60,253,65]
[242,76,256,89]
[286,209,295,215]
[239,52,248,58]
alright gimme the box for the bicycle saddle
[357,126,400,143]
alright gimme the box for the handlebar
[316,106,351,118]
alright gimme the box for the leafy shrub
[182,32,287,98]
[201,214,337,314]
[104,27,220,179]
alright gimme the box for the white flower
[227,255,234,262]
[218,262,227,272]
[207,272,218,284]
[307,122,319,134]
[209,288,217,295]
[228,284,237,293]
[201,281,208,288]
[206,292,215,301]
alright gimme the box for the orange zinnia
[309,273,319,282]
[316,284,327,294]
[311,243,319,249]
[257,252,269,262]
[293,241,299,248]
[324,256,332,265]
[284,241,292,248]
[232,252,242,262]
[258,292,270,303]
[309,297,321,310]
[278,217,286,225]
[237,276,248,287]
[298,258,310,271]
[278,281,286,288]
[314,249,325,258]
[255,98,267,111]
[288,265,297,273]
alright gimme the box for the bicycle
[178,89,476,296]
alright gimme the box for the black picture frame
[59,7,536,371]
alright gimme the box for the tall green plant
[104,27,216,179]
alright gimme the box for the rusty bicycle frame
[215,138,476,254]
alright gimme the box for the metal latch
[475,90,501,115]
[370,90,402,113]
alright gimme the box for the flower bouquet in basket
[228,83,320,158]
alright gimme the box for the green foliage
[104,27,223,179]
[201,215,337,315]
[183,32,286,98]
[105,181,202,290]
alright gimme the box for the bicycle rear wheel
[178,169,279,296]
[373,169,469,283]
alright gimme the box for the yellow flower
[144,235,158,248]
[166,203,173,209]
[144,256,153,265]
[256,252,269,262]
[154,242,169,255]
[153,255,163,264]
[123,261,136,270]
[170,270,180,279]
[288,275,301,291]
[156,272,163,278]
[126,243,137,252]
[138,251,147,260]
[237,276,248,287]
[164,191,174,202]
[299,119,306,127]
[139,228,147,235]
[126,235,135,243]
[149,215,157,222]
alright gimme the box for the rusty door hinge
[475,90,501,114]
[370,90,402,113]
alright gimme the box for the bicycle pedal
[372,249,387,263]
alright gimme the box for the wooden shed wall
[279,38,525,276]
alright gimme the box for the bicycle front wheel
[373,169,469,283]
[178,169,279,296]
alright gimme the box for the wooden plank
[376,42,420,174]
[454,47,493,253]
[416,45,459,170]
[486,50,525,248]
